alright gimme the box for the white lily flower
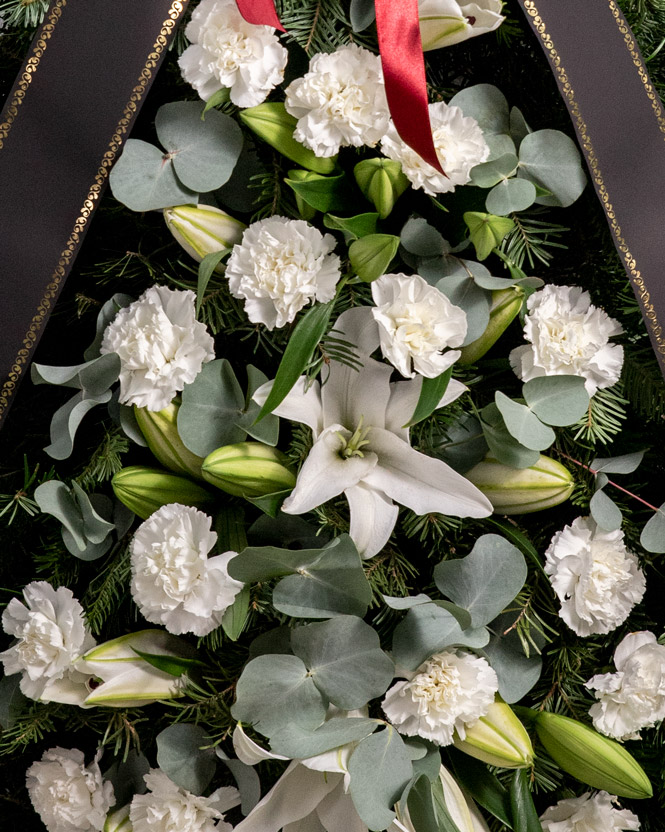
[254,307,492,558]
[419,0,504,51]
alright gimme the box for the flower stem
[558,452,661,513]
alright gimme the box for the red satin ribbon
[234,0,442,172]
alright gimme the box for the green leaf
[0,674,26,730]
[231,654,327,738]
[256,300,334,421]
[72,483,115,544]
[32,352,121,395]
[245,488,291,517]
[349,234,400,282]
[522,376,589,426]
[494,392,555,452]
[464,212,515,260]
[269,717,380,759]
[350,0,375,31]
[348,727,414,831]
[480,403,540,469]
[197,251,227,316]
[221,585,251,642]
[484,518,547,577]
[323,212,379,240]
[202,87,231,116]
[235,365,279,446]
[485,178,536,216]
[591,451,644,475]
[406,775,446,832]
[509,768,543,832]
[435,413,489,474]
[109,139,197,211]
[518,129,586,208]
[291,616,394,709]
[401,218,451,257]
[155,101,243,193]
[470,153,518,188]
[589,488,622,532]
[44,390,113,460]
[131,649,206,678]
[436,274,491,344]
[285,171,355,213]
[640,503,665,553]
[510,106,531,146]
[215,747,261,816]
[433,534,527,629]
[104,751,150,808]
[392,604,490,671]
[34,480,86,550]
[156,723,216,795]
[449,84,510,136]
[405,369,452,428]
[447,748,513,828]
[482,613,542,703]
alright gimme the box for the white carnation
[178,0,287,107]
[509,284,623,396]
[545,517,645,637]
[130,504,244,637]
[26,747,115,832]
[0,581,95,702]
[380,101,489,196]
[381,650,498,746]
[540,791,640,832]
[100,286,215,412]
[371,273,467,378]
[130,769,239,832]
[586,631,665,741]
[226,217,341,329]
[284,44,390,157]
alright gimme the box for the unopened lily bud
[134,402,205,480]
[112,466,214,519]
[286,169,318,221]
[239,102,336,175]
[163,204,245,267]
[202,442,296,498]
[354,158,410,219]
[437,764,491,832]
[534,711,652,799]
[465,454,574,514]
[458,287,524,365]
[104,804,132,832]
[453,700,533,768]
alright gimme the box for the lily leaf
[405,369,452,428]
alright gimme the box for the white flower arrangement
[130,503,244,637]
[540,791,640,832]
[544,517,646,637]
[26,747,115,832]
[587,631,665,741]
[380,101,489,196]
[179,0,288,106]
[225,216,342,330]
[100,286,215,411]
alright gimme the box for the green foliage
[278,0,373,55]
[81,547,131,635]
[0,0,48,28]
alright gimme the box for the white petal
[208,786,242,814]
[283,427,378,515]
[345,483,398,559]
[234,763,342,832]
[283,815,327,832]
[385,377,468,439]
[233,723,289,765]
[613,631,658,671]
[365,428,493,517]
[83,666,184,708]
[253,377,324,435]
[316,782,368,832]
[322,356,393,432]
[331,307,381,356]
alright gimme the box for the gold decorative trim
[0,1,188,420]
[523,0,665,356]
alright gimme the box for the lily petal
[322,355,393,432]
[253,377,324,435]
[365,428,493,517]
[233,723,289,765]
[345,483,399,559]
[385,377,468,439]
[317,782,368,832]
[332,307,381,356]
[283,427,378,515]
[83,665,185,708]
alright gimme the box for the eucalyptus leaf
[235,365,279,446]
[405,369,452,427]
[480,403,540,469]
[434,413,489,474]
[350,0,375,31]
[34,480,86,551]
[435,274,491,345]
[405,775,442,832]
[430,600,473,630]
[470,153,518,188]
[401,218,451,257]
[349,234,400,282]
[348,727,413,831]
[117,401,148,447]
[591,451,644,475]
[84,293,134,360]
[482,613,542,703]
[640,504,665,553]
[156,723,216,795]
[231,654,327,737]
[291,616,394,709]
[518,129,586,208]
[221,585,251,642]
[256,300,334,421]
[392,604,490,671]
[215,748,261,816]
[589,488,623,532]
[522,375,589,426]
[433,534,527,629]
[155,101,243,192]
[269,717,380,759]
[248,514,326,549]
[72,484,114,544]
[0,674,26,730]
[494,392,555,452]
[486,178,537,216]
[197,251,227,316]
[382,594,432,610]
[103,751,150,807]
[109,139,197,211]
[44,390,113,460]
[32,352,120,393]
[449,84,510,136]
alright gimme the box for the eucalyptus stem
[558,452,661,513]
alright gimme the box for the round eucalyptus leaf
[480,402,541,469]
[518,129,586,207]
[470,153,518,189]
[522,375,589,426]
[482,613,542,703]
[269,717,379,759]
[494,391,556,452]
[640,504,665,553]
[485,132,517,163]
[400,217,450,257]
[509,106,531,146]
[109,139,197,212]
[155,101,243,192]
[436,274,491,345]
[156,723,216,795]
[591,451,645,475]
[590,488,623,532]
[485,178,537,216]
[449,84,510,135]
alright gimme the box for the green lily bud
[465,454,574,514]
[534,711,652,799]
[458,287,524,365]
[286,169,318,221]
[104,805,132,832]
[453,700,534,768]
[134,402,205,480]
[354,158,410,219]
[239,102,337,175]
[202,441,296,498]
[163,204,245,268]
[112,466,214,519]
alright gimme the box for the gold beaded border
[523,0,665,356]
[0,1,188,421]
